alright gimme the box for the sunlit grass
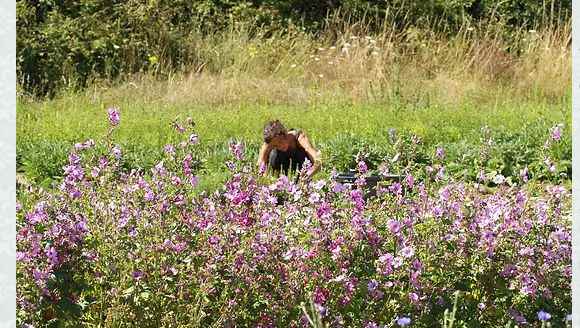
[16,16,571,192]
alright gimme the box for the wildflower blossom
[537,310,551,321]
[396,316,411,326]
[551,124,563,141]
[436,147,445,159]
[107,107,120,126]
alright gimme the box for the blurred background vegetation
[17,0,571,98]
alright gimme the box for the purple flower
[144,190,155,201]
[99,157,109,168]
[112,145,122,159]
[432,205,443,218]
[367,279,379,291]
[75,219,89,233]
[314,303,328,317]
[173,241,187,253]
[313,180,326,190]
[117,214,129,229]
[91,166,100,178]
[63,164,84,181]
[551,124,562,141]
[333,182,347,193]
[229,141,244,161]
[309,192,321,204]
[313,287,328,304]
[259,162,267,175]
[164,144,175,155]
[396,316,411,326]
[68,153,81,165]
[405,174,414,189]
[365,322,379,328]
[171,175,182,186]
[16,251,26,262]
[537,310,551,321]
[492,174,505,185]
[45,246,59,266]
[132,271,144,280]
[412,259,423,271]
[189,175,199,188]
[393,257,403,268]
[74,139,95,150]
[435,147,445,159]
[32,269,49,286]
[26,205,47,225]
[107,107,120,126]
[189,134,199,145]
[153,161,166,176]
[436,167,445,180]
[357,160,368,174]
[388,219,401,234]
[379,253,394,265]
[389,183,402,195]
[173,122,185,133]
[400,246,415,258]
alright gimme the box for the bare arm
[257,142,272,175]
[297,132,321,175]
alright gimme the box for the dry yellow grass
[78,13,570,109]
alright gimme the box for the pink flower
[435,147,445,159]
[551,124,563,141]
[107,107,120,126]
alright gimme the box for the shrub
[17,0,571,97]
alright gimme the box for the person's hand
[309,155,322,176]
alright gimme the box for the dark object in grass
[274,170,402,205]
[334,170,403,199]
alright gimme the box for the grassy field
[17,19,571,192]
[17,95,570,191]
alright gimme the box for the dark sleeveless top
[268,129,310,175]
[286,129,309,165]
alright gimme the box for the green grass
[17,91,571,192]
[17,15,571,192]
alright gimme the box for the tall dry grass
[79,11,571,109]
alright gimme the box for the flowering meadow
[17,109,571,327]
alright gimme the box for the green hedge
[17,0,571,97]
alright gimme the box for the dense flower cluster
[16,111,571,327]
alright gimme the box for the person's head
[264,120,291,151]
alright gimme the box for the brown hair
[263,120,287,143]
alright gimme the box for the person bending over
[257,120,321,179]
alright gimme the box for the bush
[17,0,571,97]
